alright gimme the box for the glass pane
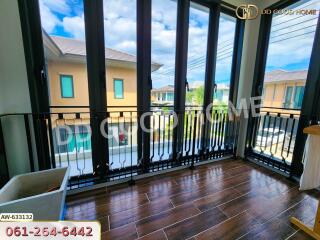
[151,0,177,106]
[39,0,89,109]
[103,0,138,170]
[262,0,320,110]
[214,13,236,107]
[103,0,137,110]
[39,0,92,177]
[60,75,73,98]
[185,3,209,107]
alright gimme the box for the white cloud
[62,14,85,40]
[40,0,319,88]
[41,0,71,14]
[39,0,62,32]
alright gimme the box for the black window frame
[113,78,124,99]
[246,0,320,178]
[59,74,75,99]
[18,0,246,185]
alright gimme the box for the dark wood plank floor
[65,159,319,240]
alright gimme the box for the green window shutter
[284,86,293,108]
[60,75,74,98]
[114,79,124,99]
[293,86,305,109]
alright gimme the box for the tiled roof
[264,69,307,83]
[51,36,137,63]
[45,34,161,68]
[151,85,174,92]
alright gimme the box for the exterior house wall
[106,66,137,109]
[263,80,305,108]
[47,60,137,112]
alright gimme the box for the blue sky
[39,0,319,88]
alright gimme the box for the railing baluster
[80,117,86,176]
[167,114,171,154]
[281,116,289,162]
[54,118,62,168]
[286,114,295,161]
[160,112,165,160]
[150,114,155,162]
[264,113,271,154]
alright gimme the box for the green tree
[186,86,204,105]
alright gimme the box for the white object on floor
[0,167,69,220]
[300,135,320,190]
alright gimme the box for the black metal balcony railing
[0,105,240,189]
[246,107,301,173]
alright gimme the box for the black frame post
[84,0,109,178]
[201,4,220,153]
[137,0,152,172]
[0,119,9,187]
[18,0,52,170]
[245,13,272,155]
[291,14,320,178]
[172,0,190,163]
[229,18,245,105]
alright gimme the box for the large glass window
[39,0,92,177]
[255,0,320,164]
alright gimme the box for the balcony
[65,159,320,239]
[1,0,320,239]
[0,106,240,189]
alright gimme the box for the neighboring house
[262,69,306,109]
[151,85,174,105]
[214,84,230,104]
[151,82,230,106]
[43,32,162,154]
[43,32,161,110]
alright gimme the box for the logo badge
[236,4,259,20]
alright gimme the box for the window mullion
[83,0,109,178]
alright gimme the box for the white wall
[0,0,33,176]
[224,0,281,157]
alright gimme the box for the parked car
[256,128,285,147]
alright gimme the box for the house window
[60,75,74,98]
[215,90,223,102]
[162,93,166,101]
[114,79,124,99]
[54,125,91,154]
[284,86,293,108]
[293,86,305,109]
[283,86,305,109]
[167,93,174,101]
